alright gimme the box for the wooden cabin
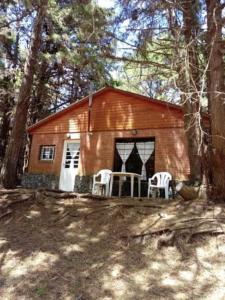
[24,86,190,193]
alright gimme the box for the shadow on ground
[1,193,225,300]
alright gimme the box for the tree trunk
[168,3,202,184]
[0,27,19,172]
[176,182,199,200]
[0,102,11,161]
[181,0,202,184]
[206,0,225,200]
[29,60,50,124]
[0,2,47,188]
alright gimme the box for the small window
[40,145,55,161]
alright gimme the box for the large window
[39,145,55,161]
[114,138,155,180]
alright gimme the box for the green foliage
[35,285,46,297]
[0,0,117,125]
[112,0,209,104]
[117,36,179,101]
[35,0,115,110]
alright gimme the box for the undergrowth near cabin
[1,189,225,299]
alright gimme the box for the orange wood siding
[80,128,189,180]
[32,103,88,134]
[28,133,67,175]
[90,90,184,131]
[30,90,184,134]
[29,129,189,180]
[28,89,189,181]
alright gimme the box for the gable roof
[27,86,182,133]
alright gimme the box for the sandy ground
[1,195,225,300]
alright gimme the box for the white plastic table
[109,172,141,198]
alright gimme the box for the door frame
[59,139,80,191]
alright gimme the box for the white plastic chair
[92,169,112,196]
[147,172,172,199]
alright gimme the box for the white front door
[59,140,80,191]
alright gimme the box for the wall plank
[28,90,189,181]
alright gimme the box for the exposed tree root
[39,190,112,200]
[157,231,176,249]
[0,191,34,219]
[1,188,225,257]
[0,209,12,219]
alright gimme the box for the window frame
[39,145,56,161]
[113,137,155,180]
